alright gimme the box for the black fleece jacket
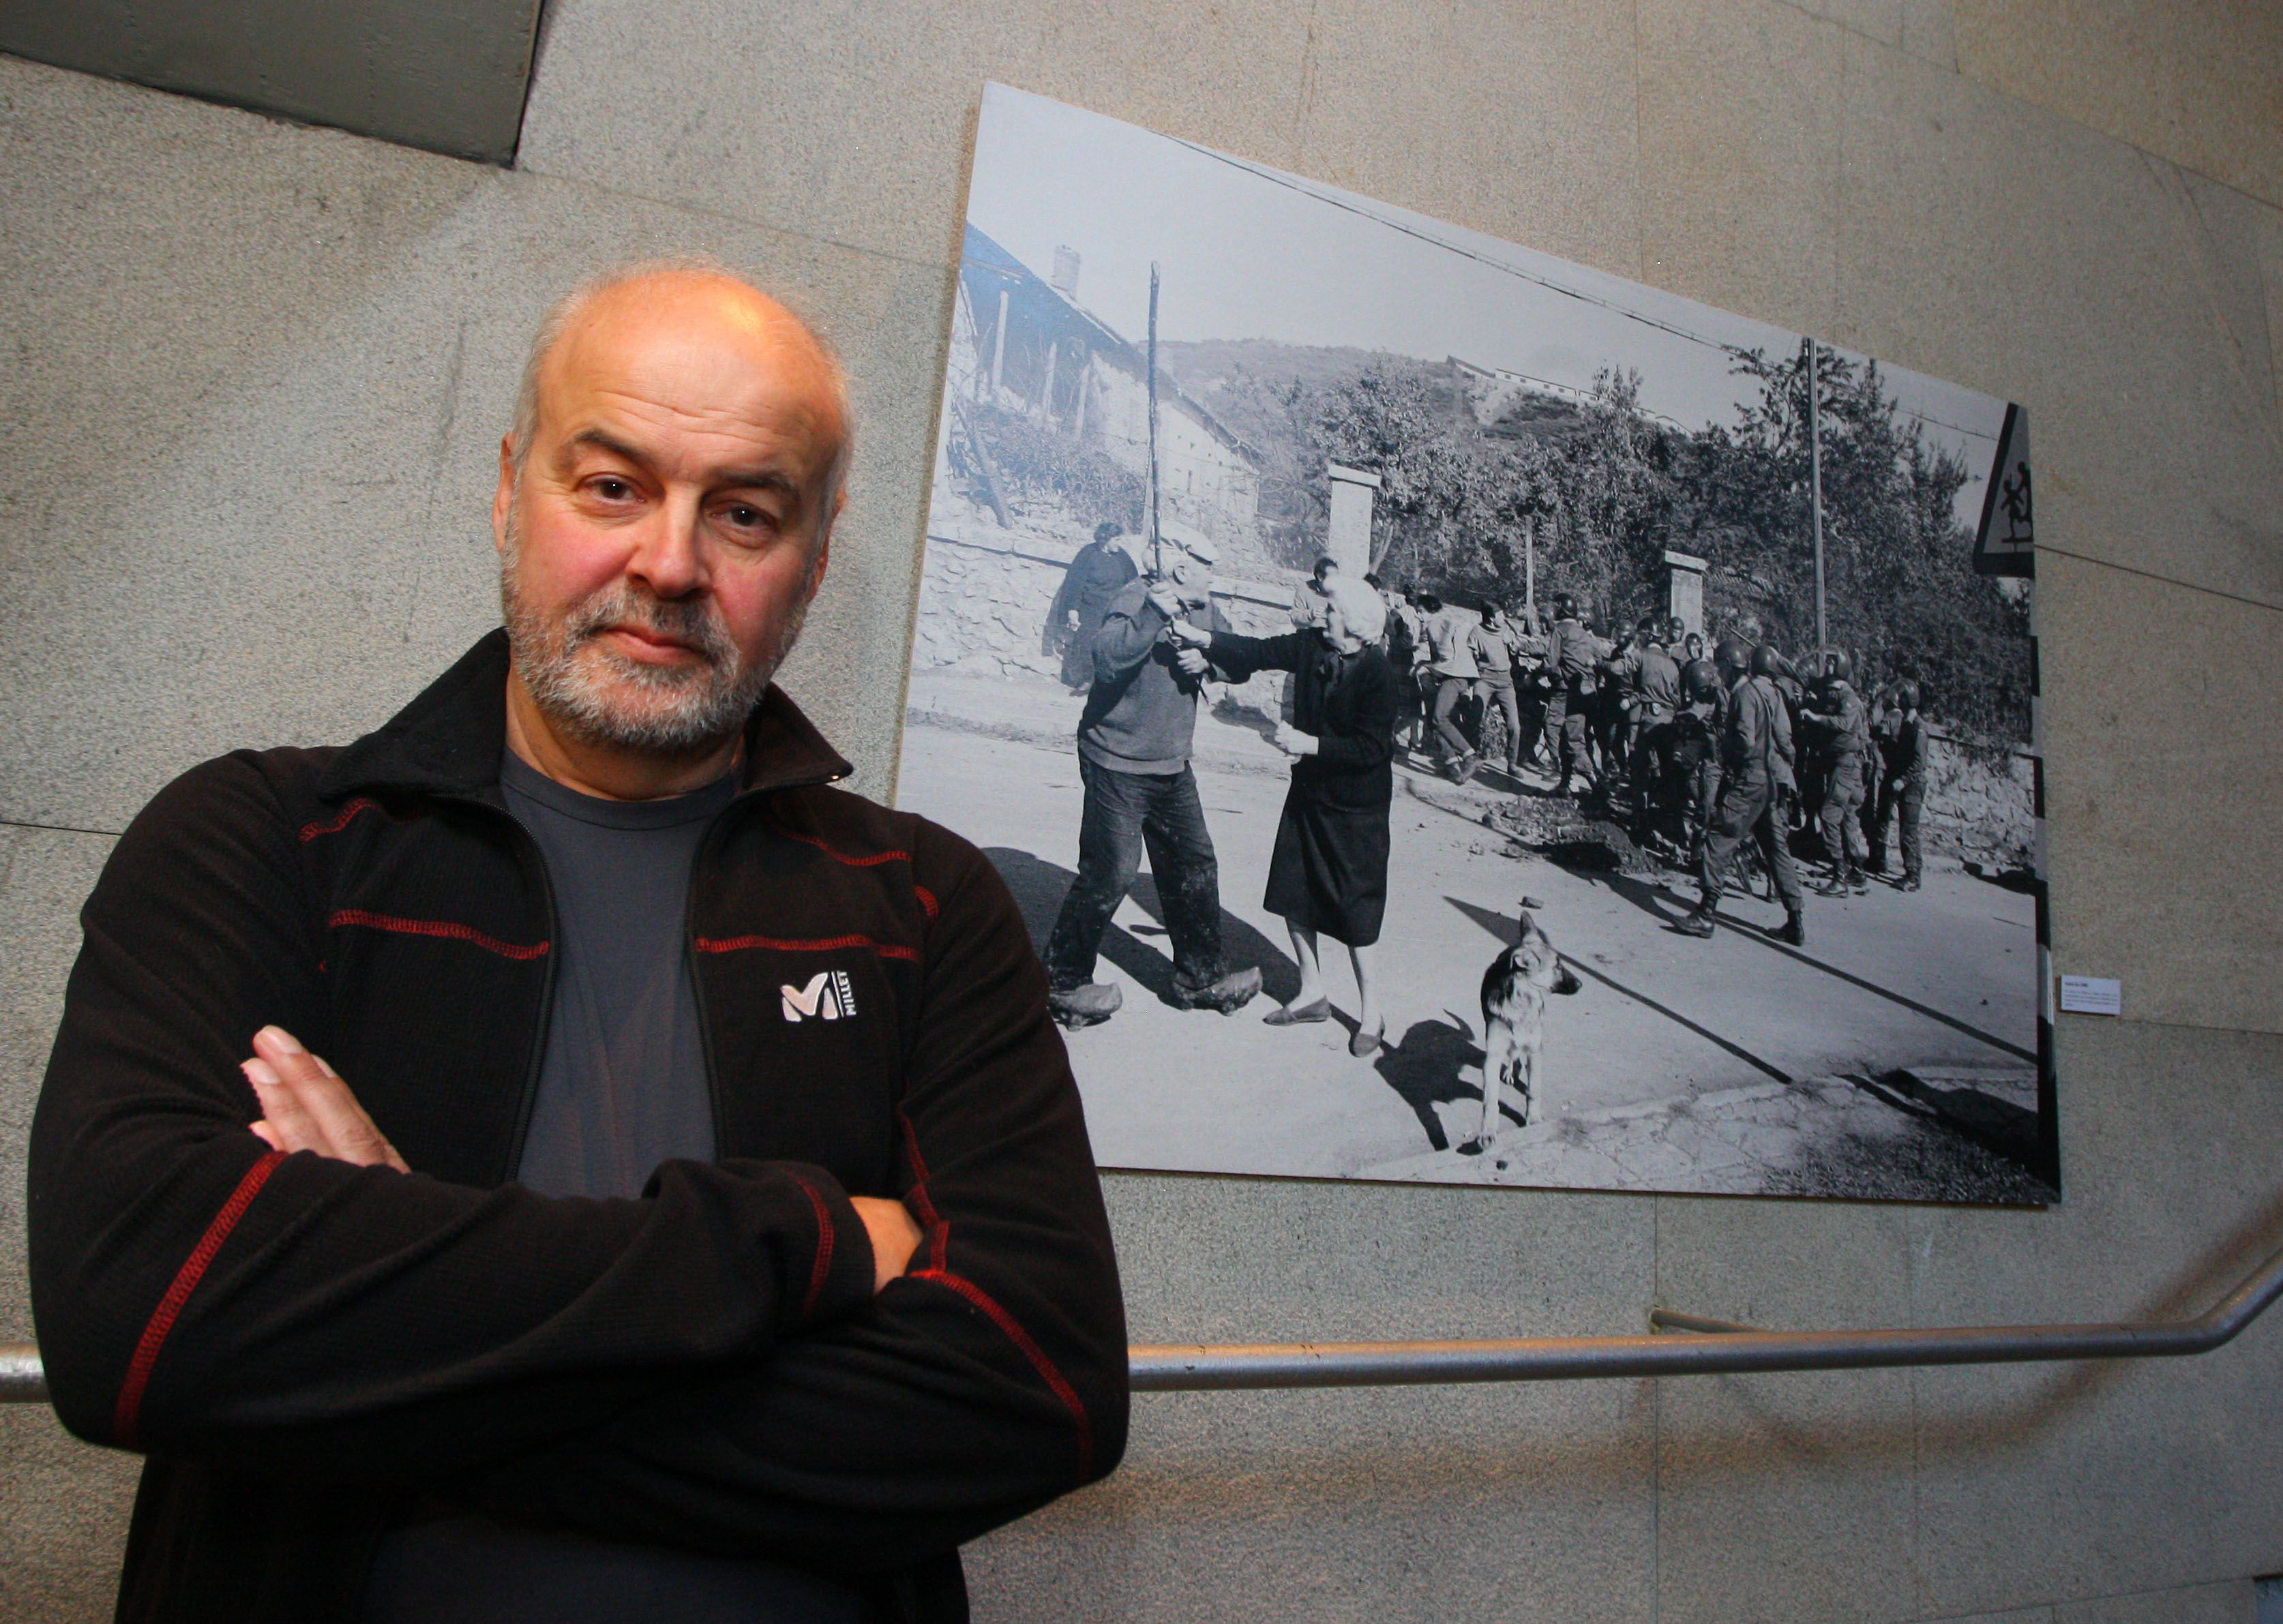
[26,631,1129,1623]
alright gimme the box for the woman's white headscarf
[1321,574,1388,646]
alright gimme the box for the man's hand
[242,1026,408,1171]
[1166,618,1212,649]
[1174,648,1210,678]
[852,1197,922,1292]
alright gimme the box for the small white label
[2058,975,2121,1017]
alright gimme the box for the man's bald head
[509,259,852,497]
[492,259,855,779]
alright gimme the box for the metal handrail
[1131,1234,2283,1390]
[4,1238,2276,1405]
[1,1343,42,1404]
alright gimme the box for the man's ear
[805,487,844,597]
[492,434,516,558]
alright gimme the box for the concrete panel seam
[2089,1010,2283,1044]
[1768,1,2280,221]
[509,162,959,275]
[0,817,123,842]
[2145,149,2283,438]
[1767,0,1948,67]
[2037,545,2283,618]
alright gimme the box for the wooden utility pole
[1807,336,1827,651]
[990,288,1009,400]
[1146,262,1163,575]
[1524,513,1536,622]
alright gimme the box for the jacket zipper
[443,796,561,1186]
[685,767,845,1162]
[684,807,733,1159]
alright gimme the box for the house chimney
[1050,245,1081,299]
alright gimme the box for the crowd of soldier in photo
[1372,579,1930,948]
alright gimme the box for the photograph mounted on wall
[897,83,2053,1205]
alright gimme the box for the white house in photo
[950,225,1263,551]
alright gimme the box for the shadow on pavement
[1444,893,1795,1085]
[981,846,1301,1008]
[1206,695,1281,747]
[1373,1017,1493,1152]
[1858,1068,2042,1168]
[1515,842,2038,1066]
[1963,859,2040,894]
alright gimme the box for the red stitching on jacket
[906,1109,1092,1478]
[903,1113,1089,1474]
[790,1176,836,1321]
[914,884,939,922]
[113,1150,286,1449]
[775,826,912,867]
[299,798,380,843]
[897,1111,948,1273]
[694,933,919,963]
[911,1267,1094,1480]
[327,909,550,961]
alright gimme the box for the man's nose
[627,492,709,598]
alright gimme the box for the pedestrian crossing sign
[1973,403,2033,577]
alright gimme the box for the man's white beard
[500,500,814,754]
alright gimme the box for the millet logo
[781,969,858,1023]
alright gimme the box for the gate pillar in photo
[1664,549,1707,638]
[1326,464,1382,577]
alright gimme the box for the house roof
[961,224,1261,466]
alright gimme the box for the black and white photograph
[899,84,2051,1204]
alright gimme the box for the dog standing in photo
[1467,907,1581,1152]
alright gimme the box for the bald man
[28,262,1128,1624]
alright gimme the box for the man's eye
[593,477,636,500]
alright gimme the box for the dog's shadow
[983,846,1301,1007]
[1373,1015,1522,1152]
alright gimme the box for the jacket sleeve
[26,755,878,1484]
[1204,629,1302,682]
[471,831,1130,1572]
[1091,592,1166,683]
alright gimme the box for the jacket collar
[318,628,854,802]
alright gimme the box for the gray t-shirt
[361,752,860,1624]
[501,748,732,1199]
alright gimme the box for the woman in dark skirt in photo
[1169,575,1399,1056]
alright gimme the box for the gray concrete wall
[2,0,2279,1616]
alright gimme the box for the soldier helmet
[1665,616,1686,644]
[1894,678,1921,710]
[1682,657,1722,700]
[1820,647,1855,685]
[1553,592,1579,619]
[1714,637,1751,675]
[1749,644,1783,678]
[1635,615,1660,640]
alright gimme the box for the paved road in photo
[898,673,2040,1196]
